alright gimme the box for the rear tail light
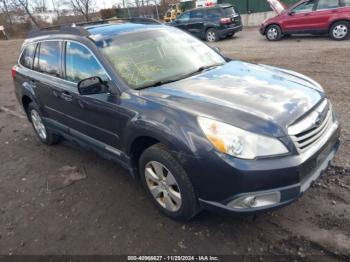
[11,66,16,79]
[220,18,231,24]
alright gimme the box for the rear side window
[190,10,205,19]
[65,41,107,83]
[36,41,62,77]
[19,43,36,69]
[317,0,339,9]
[206,9,223,20]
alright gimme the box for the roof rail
[28,25,90,38]
[27,17,162,38]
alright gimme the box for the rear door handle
[61,91,73,102]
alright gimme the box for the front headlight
[198,117,288,159]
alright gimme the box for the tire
[27,102,61,145]
[266,25,282,41]
[227,32,235,38]
[206,28,218,42]
[330,21,350,41]
[139,144,199,221]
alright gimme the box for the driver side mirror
[78,76,109,95]
[288,11,295,16]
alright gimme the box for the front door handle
[61,91,73,102]
[29,79,37,88]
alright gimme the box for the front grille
[288,100,333,153]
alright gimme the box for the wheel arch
[329,19,350,31]
[21,95,33,120]
[264,23,282,35]
[128,135,161,177]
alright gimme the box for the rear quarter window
[19,43,36,69]
[206,9,223,20]
[36,41,62,77]
[223,7,235,16]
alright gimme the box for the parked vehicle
[169,4,243,42]
[261,0,350,41]
[163,3,182,22]
[13,18,340,221]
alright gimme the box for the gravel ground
[0,29,349,259]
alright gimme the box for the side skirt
[44,118,136,177]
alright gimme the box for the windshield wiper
[135,63,224,90]
[135,78,181,90]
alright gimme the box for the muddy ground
[0,29,349,260]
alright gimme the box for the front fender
[123,117,195,158]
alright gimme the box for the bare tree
[70,0,94,21]
[11,0,39,26]
[0,0,13,25]
[51,0,59,20]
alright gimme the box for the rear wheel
[330,21,349,41]
[28,102,61,145]
[206,28,218,42]
[266,25,282,41]
[139,144,199,221]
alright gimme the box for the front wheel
[139,144,199,221]
[330,21,349,41]
[266,25,282,41]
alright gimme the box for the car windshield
[96,28,225,89]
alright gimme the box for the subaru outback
[12,19,340,220]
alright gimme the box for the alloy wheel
[207,31,216,42]
[31,109,47,140]
[144,161,182,212]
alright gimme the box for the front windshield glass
[96,28,225,89]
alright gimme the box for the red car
[260,0,350,41]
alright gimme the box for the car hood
[139,61,324,137]
[267,0,287,15]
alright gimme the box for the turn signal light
[11,66,16,79]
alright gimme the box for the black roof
[27,17,162,39]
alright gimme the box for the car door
[58,41,121,148]
[31,40,70,128]
[283,0,318,32]
[312,0,341,30]
[187,10,206,37]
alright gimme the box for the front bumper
[259,24,267,35]
[192,122,340,215]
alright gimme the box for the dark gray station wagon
[12,19,340,220]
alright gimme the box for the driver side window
[177,12,190,22]
[65,41,108,83]
[293,0,316,13]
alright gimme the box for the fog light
[227,192,281,209]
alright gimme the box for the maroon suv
[260,0,350,41]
